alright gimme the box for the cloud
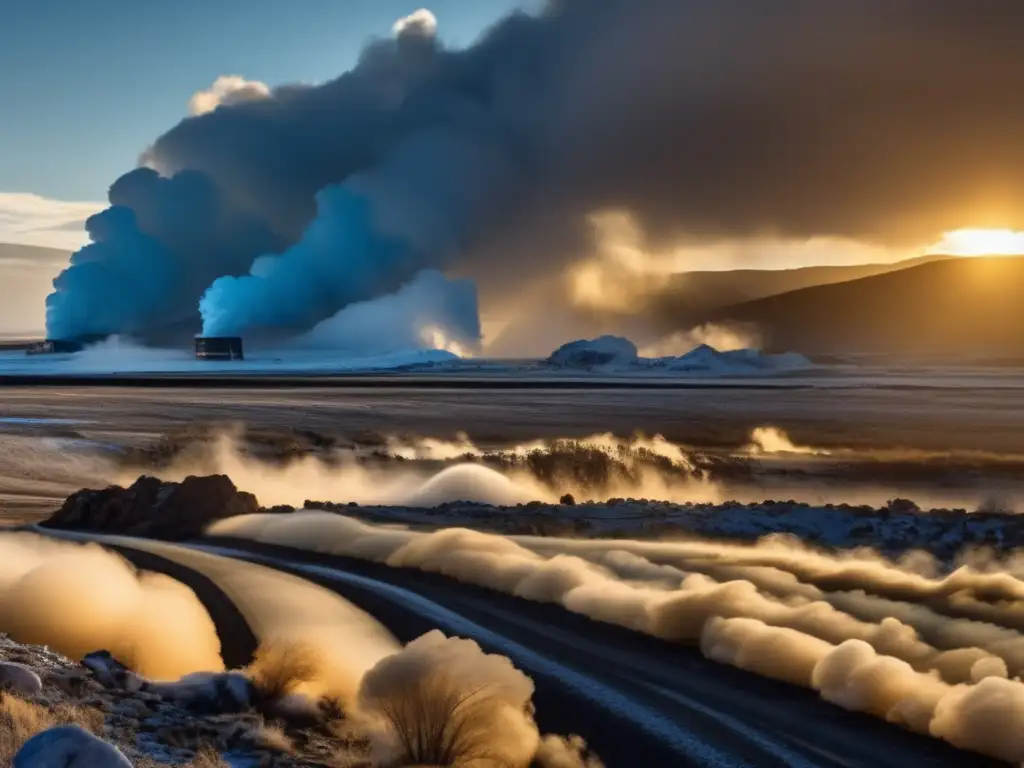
[47,1,1024,342]
[188,75,271,117]
[392,9,438,39]
[0,193,103,251]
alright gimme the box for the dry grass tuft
[0,691,104,764]
[134,745,232,768]
[250,723,293,753]
[365,673,510,767]
[184,746,234,768]
[246,639,324,703]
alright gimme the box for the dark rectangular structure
[25,333,109,356]
[195,336,244,361]
[26,339,86,355]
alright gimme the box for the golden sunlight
[928,228,1024,257]
[419,324,474,358]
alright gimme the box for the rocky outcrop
[1,634,370,767]
[546,335,638,369]
[42,475,260,541]
[0,661,43,697]
[14,725,133,768]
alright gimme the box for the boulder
[0,662,42,697]
[547,335,638,369]
[43,474,260,540]
[13,725,133,768]
[148,671,255,715]
[82,651,144,692]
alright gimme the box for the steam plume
[296,269,481,354]
[0,533,223,679]
[89,535,401,704]
[45,1,1024,341]
[132,430,720,508]
[209,512,1024,762]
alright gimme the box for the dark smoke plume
[46,0,1024,341]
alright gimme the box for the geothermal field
[7,0,1024,766]
[1,372,1024,767]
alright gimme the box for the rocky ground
[304,496,1024,561]
[0,634,371,767]
[3,416,1023,527]
[29,467,1024,565]
[45,474,266,541]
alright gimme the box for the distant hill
[0,242,71,267]
[651,254,947,328]
[0,243,69,341]
[706,256,1024,356]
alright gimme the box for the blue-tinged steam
[200,129,511,337]
[297,269,480,354]
[45,207,178,340]
[45,168,282,342]
[199,189,397,336]
[44,1,1024,347]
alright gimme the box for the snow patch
[546,337,810,376]
[656,344,811,374]
[547,335,638,369]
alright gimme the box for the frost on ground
[0,556,600,768]
[545,336,812,375]
[0,630,600,767]
[305,496,1024,561]
[0,633,368,767]
[210,505,1024,765]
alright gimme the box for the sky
[4,1,1024,342]
[0,0,526,246]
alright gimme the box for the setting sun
[928,228,1024,257]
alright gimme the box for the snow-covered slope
[0,340,463,376]
[655,344,812,373]
[545,337,811,376]
[547,335,639,368]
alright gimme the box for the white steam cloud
[137,430,722,508]
[0,533,223,679]
[640,323,761,358]
[78,534,401,704]
[745,427,828,456]
[393,8,438,39]
[296,269,481,355]
[33,532,597,765]
[209,512,1024,764]
[188,75,272,117]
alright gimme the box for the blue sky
[0,0,526,207]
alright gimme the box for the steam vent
[26,333,108,355]
[26,339,85,355]
[195,336,244,361]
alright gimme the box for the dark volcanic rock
[43,475,260,540]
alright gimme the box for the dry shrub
[534,734,605,767]
[185,746,234,768]
[246,639,324,702]
[134,745,232,768]
[366,673,513,767]
[481,441,684,493]
[250,723,293,753]
[0,692,104,764]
